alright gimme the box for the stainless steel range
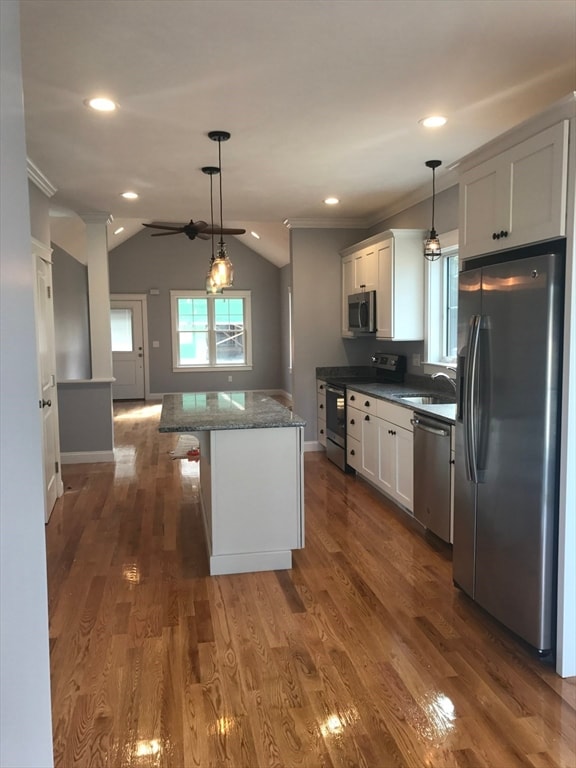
[324,354,406,471]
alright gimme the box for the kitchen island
[159,392,306,575]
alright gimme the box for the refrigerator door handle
[464,314,481,484]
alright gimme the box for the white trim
[284,217,366,229]
[424,229,459,368]
[304,440,323,452]
[31,237,53,263]
[170,289,253,370]
[57,378,115,384]
[60,450,115,464]
[27,158,57,197]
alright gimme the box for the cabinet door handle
[364,415,370,421]
[350,419,355,425]
[319,403,324,409]
[350,449,356,456]
[364,401,370,407]
[350,395,355,401]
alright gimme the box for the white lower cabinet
[346,390,414,513]
[376,409,414,513]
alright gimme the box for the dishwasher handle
[410,417,450,437]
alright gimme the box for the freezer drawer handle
[410,418,449,437]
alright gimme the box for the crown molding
[365,168,460,229]
[27,158,57,197]
[283,217,366,229]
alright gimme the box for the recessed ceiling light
[113,226,125,235]
[121,191,138,200]
[324,197,340,205]
[419,115,447,128]
[250,231,260,239]
[84,97,117,112]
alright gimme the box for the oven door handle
[325,385,345,396]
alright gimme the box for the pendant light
[208,130,234,289]
[424,159,442,261]
[202,165,223,294]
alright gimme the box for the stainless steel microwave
[348,290,376,333]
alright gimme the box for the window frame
[170,289,253,372]
[423,229,459,373]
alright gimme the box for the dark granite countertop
[317,367,456,425]
[159,392,306,432]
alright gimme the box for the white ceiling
[19,0,576,267]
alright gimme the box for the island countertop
[159,391,306,432]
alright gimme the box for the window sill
[422,361,457,376]
[173,365,253,373]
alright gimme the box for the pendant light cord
[431,165,436,231]
[210,172,215,260]
[218,139,224,248]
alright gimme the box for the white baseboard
[304,440,324,452]
[60,450,115,464]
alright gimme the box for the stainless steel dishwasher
[411,414,452,543]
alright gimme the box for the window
[110,308,134,351]
[424,230,459,368]
[170,290,252,371]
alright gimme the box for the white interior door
[35,249,63,522]
[110,298,145,399]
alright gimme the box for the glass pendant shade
[424,159,442,261]
[209,244,234,289]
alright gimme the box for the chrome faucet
[431,370,457,393]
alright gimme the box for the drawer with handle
[347,390,376,413]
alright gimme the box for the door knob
[42,399,51,408]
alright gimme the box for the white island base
[195,426,304,575]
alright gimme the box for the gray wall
[280,263,292,395]
[28,180,50,245]
[290,226,367,439]
[1,3,54,764]
[52,244,91,380]
[58,382,114,453]
[290,186,459,442]
[109,230,283,395]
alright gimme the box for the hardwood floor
[46,401,575,767]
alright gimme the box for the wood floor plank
[45,402,576,767]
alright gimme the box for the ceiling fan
[143,131,246,242]
[142,218,245,241]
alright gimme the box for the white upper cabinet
[459,120,569,260]
[341,229,425,340]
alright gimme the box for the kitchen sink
[400,394,455,405]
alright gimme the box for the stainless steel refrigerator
[453,243,564,654]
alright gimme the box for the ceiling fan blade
[191,221,208,232]
[202,226,247,235]
[150,231,183,237]
[196,232,211,240]
[142,223,186,231]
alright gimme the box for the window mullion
[207,297,216,365]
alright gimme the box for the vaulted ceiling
[19,0,576,266]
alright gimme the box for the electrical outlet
[412,354,421,367]
[228,375,233,382]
